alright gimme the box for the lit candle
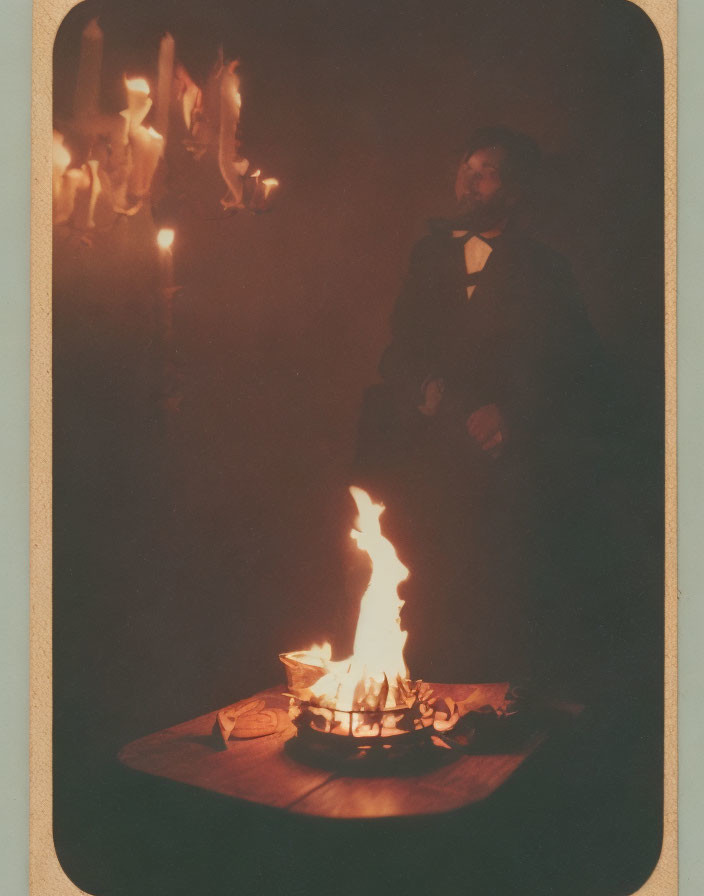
[155,33,175,144]
[218,61,249,209]
[73,17,103,120]
[61,170,87,224]
[243,168,260,207]
[250,176,280,213]
[124,77,152,134]
[109,112,133,212]
[157,227,175,293]
[52,132,71,211]
[86,160,103,228]
[262,178,279,201]
[71,161,101,230]
[128,126,164,198]
[54,167,86,226]
[175,64,201,132]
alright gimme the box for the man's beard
[454,194,510,232]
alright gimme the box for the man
[353,126,611,688]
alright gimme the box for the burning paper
[218,60,249,209]
[175,63,201,133]
[280,489,520,746]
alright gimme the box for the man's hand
[466,404,507,458]
[418,376,445,417]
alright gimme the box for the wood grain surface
[119,682,554,819]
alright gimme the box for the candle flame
[250,169,261,178]
[83,17,103,40]
[53,133,71,173]
[234,90,242,109]
[157,228,175,250]
[262,178,279,198]
[125,77,150,95]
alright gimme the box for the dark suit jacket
[353,220,613,684]
[381,220,604,452]
[356,220,609,497]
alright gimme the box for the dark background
[53,1,664,893]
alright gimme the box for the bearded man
[353,126,611,690]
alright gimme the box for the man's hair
[462,126,541,190]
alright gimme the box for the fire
[176,64,201,131]
[261,177,279,199]
[348,486,408,682]
[53,132,71,175]
[289,487,410,713]
[125,77,150,95]
[157,228,175,250]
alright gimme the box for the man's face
[454,145,514,229]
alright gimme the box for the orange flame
[296,487,409,712]
[348,486,408,679]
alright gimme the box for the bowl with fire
[280,487,462,762]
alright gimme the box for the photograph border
[28,1,678,892]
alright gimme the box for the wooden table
[119,683,578,820]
